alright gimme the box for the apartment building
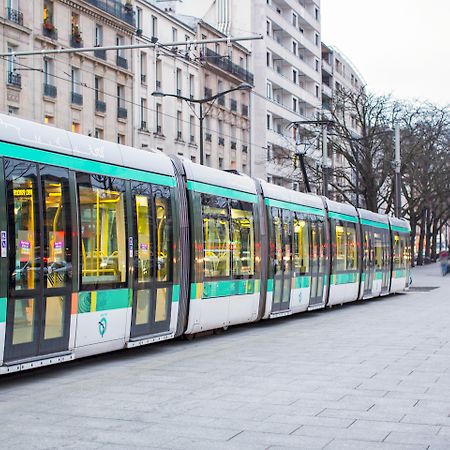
[1,0,135,143]
[321,43,365,202]
[133,0,199,160]
[176,0,322,186]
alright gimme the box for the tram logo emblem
[98,316,107,337]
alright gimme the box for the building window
[218,157,224,169]
[292,12,297,27]
[140,98,147,129]
[152,15,158,39]
[189,74,194,99]
[315,7,319,20]
[71,67,81,100]
[266,51,271,67]
[172,27,177,42]
[292,97,297,112]
[43,58,54,85]
[266,113,272,130]
[315,33,319,46]
[292,69,297,84]
[266,20,271,36]
[117,84,124,109]
[116,35,125,58]
[189,115,195,143]
[94,128,103,139]
[292,41,297,55]
[117,133,125,145]
[94,76,103,102]
[176,110,182,140]
[140,52,147,83]
[44,115,53,124]
[315,59,319,72]
[95,24,102,46]
[176,68,182,95]
[71,122,80,133]
[315,85,319,97]
[156,59,162,89]
[205,154,211,167]
[136,7,142,31]
[156,103,162,133]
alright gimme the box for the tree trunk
[424,208,432,262]
[410,215,417,267]
[431,216,439,262]
[417,210,426,266]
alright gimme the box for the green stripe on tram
[267,278,274,293]
[332,272,358,285]
[328,211,358,223]
[0,142,176,187]
[391,225,410,233]
[190,279,260,299]
[0,298,6,323]
[78,289,130,313]
[360,219,389,230]
[264,198,325,216]
[187,180,258,203]
[172,285,180,303]
[393,269,407,278]
[293,276,310,289]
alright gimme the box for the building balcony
[95,99,106,113]
[43,83,57,98]
[203,48,254,85]
[7,71,21,88]
[322,83,332,99]
[117,106,127,119]
[230,141,237,150]
[6,7,23,26]
[322,59,333,75]
[242,145,248,153]
[70,36,83,48]
[71,92,83,105]
[218,137,225,146]
[94,48,106,60]
[116,55,128,69]
[43,22,58,40]
[83,0,136,27]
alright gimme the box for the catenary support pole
[394,125,401,218]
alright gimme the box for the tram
[0,113,411,374]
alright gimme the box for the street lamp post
[152,82,252,165]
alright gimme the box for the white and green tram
[0,114,411,374]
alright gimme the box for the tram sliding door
[363,227,375,296]
[3,159,72,362]
[130,182,172,338]
[309,217,327,307]
[271,208,292,312]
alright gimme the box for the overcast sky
[321,0,450,105]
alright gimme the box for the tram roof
[324,198,358,218]
[259,181,324,211]
[357,208,389,224]
[182,159,257,195]
[388,216,411,231]
[0,113,175,177]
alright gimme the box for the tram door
[3,159,72,362]
[309,219,326,306]
[381,230,391,293]
[271,208,292,312]
[130,182,172,338]
[363,229,375,295]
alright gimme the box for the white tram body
[0,113,412,374]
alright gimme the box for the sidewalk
[1,263,449,449]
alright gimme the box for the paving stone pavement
[1,263,450,449]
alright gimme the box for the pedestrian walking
[439,249,449,276]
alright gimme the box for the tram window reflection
[77,174,126,287]
[231,200,255,277]
[293,215,309,275]
[154,186,172,282]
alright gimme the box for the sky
[321,0,450,105]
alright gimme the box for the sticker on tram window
[1,231,6,257]
[129,237,133,258]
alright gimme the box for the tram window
[334,220,346,271]
[231,200,255,277]
[154,185,172,282]
[272,208,283,271]
[393,231,406,270]
[77,174,126,288]
[41,166,72,288]
[346,223,357,270]
[6,159,38,291]
[374,232,383,269]
[135,190,153,283]
[202,194,230,278]
[293,214,309,274]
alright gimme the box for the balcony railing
[94,48,106,60]
[230,99,237,112]
[242,104,249,117]
[218,137,225,146]
[83,0,136,26]
[71,92,83,105]
[205,132,212,142]
[203,48,254,85]
[95,99,106,113]
[7,71,21,88]
[231,141,237,150]
[204,87,212,98]
[117,106,127,119]
[242,145,248,153]
[70,36,83,48]
[116,55,128,69]
[43,83,57,98]
[6,7,23,25]
[43,23,58,40]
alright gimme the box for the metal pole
[394,125,401,218]
[322,126,329,197]
[0,35,263,58]
[199,103,204,166]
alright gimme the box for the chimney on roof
[156,0,182,14]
